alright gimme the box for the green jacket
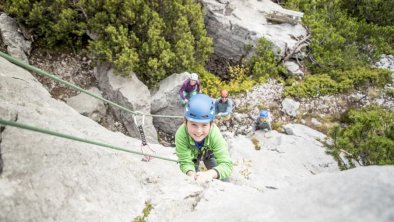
[175,123,233,179]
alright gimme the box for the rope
[0,51,183,119]
[0,118,178,163]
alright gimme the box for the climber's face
[259,117,268,123]
[190,80,197,86]
[186,120,211,142]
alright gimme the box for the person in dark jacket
[214,89,233,121]
[253,110,272,132]
[178,73,201,105]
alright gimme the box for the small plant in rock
[256,104,269,111]
[251,137,261,150]
[133,201,154,222]
[271,121,285,132]
[314,122,335,135]
[236,105,253,114]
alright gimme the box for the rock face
[229,124,339,190]
[281,98,300,117]
[0,13,31,62]
[66,87,106,122]
[151,72,189,134]
[375,54,394,75]
[1,57,394,222]
[94,63,158,143]
[284,60,304,77]
[201,0,308,60]
[0,56,184,221]
[169,166,394,222]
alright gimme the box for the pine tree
[4,0,213,86]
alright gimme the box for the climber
[175,94,233,182]
[214,89,233,121]
[178,73,201,105]
[253,110,272,132]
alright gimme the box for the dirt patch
[29,48,97,101]
[205,54,240,81]
[158,129,175,147]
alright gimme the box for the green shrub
[197,65,222,97]
[284,74,338,98]
[332,67,392,91]
[247,38,287,81]
[341,0,394,26]
[225,65,256,93]
[285,0,394,73]
[328,106,394,169]
[5,0,213,87]
[198,65,256,98]
[284,67,392,98]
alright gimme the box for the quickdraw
[133,112,156,162]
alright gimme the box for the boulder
[66,87,106,122]
[282,98,300,117]
[169,166,394,222]
[151,72,190,134]
[0,13,31,63]
[201,0,308,60]
[94,63,158,143]
[284,60,304,77]
[230,124,337,189]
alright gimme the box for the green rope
[0,51,183,119]
[0,118,178,163]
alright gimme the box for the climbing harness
[133,112,156,162]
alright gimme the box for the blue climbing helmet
[260,110,269,118]
[184,94,215,123]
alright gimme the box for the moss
[133,201,154,222]
[271,121,285,132]
[256,103,269,111]
[251,137,261,150]
[236,105,253,114]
